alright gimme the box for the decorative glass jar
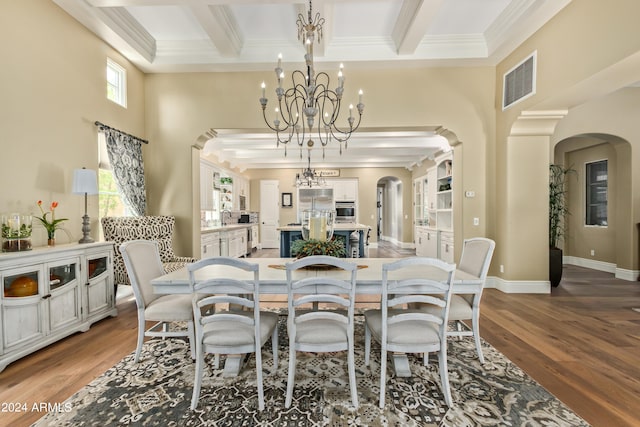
[1,213,33,252]
[301,210,335,241]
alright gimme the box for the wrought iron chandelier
[295,140,327,187]
[259,0,364,160]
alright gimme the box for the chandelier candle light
[259,0,364,159]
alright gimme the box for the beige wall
[552,87,640,271]
[7,0,640,285]
[493,0,640,281]
[0,0,145,247]
[146,67,494,256]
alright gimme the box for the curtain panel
[102,128,147,216]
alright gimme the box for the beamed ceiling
[54,0,571,170]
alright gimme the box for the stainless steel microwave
[335,201,356,223]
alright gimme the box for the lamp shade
[72,168,98,195]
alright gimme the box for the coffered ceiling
[54,0,570,170]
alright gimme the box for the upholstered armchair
[101,216,197,286]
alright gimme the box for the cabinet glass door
[4,270,39,298]
[88,257,108,279]
[49,263,77,291]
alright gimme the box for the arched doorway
[376,176,403,245]
[553,133,633,279]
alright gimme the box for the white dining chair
[119,240,195,363]
[188,257,278,411]
[364,257,456,408]
[414,238,495,363]
[285,255,359,408]
[447,238,495,363]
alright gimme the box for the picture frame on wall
[282,192,293,208]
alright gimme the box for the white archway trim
[511,110,568,136]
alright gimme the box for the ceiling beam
[392,0,445,55]
[188,4,242,56]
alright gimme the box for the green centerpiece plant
[291,236,347,259]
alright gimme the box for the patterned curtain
[103,128,147,216]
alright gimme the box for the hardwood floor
[1,244,639,426]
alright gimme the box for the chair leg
[364,324,371,366]
[285,345,297,408]
[255,348,265,410]
[134,314,145,363]
[438,347,453,407]
[347,337,359,408]
[379,347,387,408]
[191,349,204,410]
[213,354,220,369]
[271,327,279,373]
[423,352,430,366]
[187,321,195,360]
[472,314,484,364]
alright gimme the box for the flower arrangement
[291,236,347,259]
[35,201,68,240]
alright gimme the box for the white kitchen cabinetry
[415,227,438,258]
[417,152,454,262]
[0,242,116,373]
[436,156,453,232]
[328,179,358,201]
[228,229,246,258]
[251,225,259,249]
[440,231,454,263]
[201,232,221,259]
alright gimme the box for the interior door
[260,180,280,248]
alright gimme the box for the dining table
[150,257,482,377]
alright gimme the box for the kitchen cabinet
[0,242,116,373]
[436,155,453,232]
[228,229,246,258]
[251,225,259,249]
[415,151,454,262]
[201,232,221,259]
[415,227,438,258]
[328,179,358,201]
[440,231,454,263]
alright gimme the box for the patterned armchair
[101,215,198,286]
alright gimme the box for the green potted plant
[291,236,347,259]
[549,164,575,287]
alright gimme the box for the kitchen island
[278,223,370,258]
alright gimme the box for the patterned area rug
[34,318,589,426]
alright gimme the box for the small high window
[106,58,127,107]
[585,160,607,226]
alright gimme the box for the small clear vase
[1,213,33,252]
[301,210,335,241]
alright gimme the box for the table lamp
[72,167,98,243]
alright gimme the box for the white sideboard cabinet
[0,242,117,372]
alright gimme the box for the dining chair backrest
[458,237,495,280]
[381,257,456,350]
[119,239,164,309]
[285,255,358,342]
[188,257,260,355]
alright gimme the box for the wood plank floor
[1,243,639,426]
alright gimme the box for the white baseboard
[564,256,639,281]
[485,276,550,294]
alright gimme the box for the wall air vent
[503,51,536,110]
